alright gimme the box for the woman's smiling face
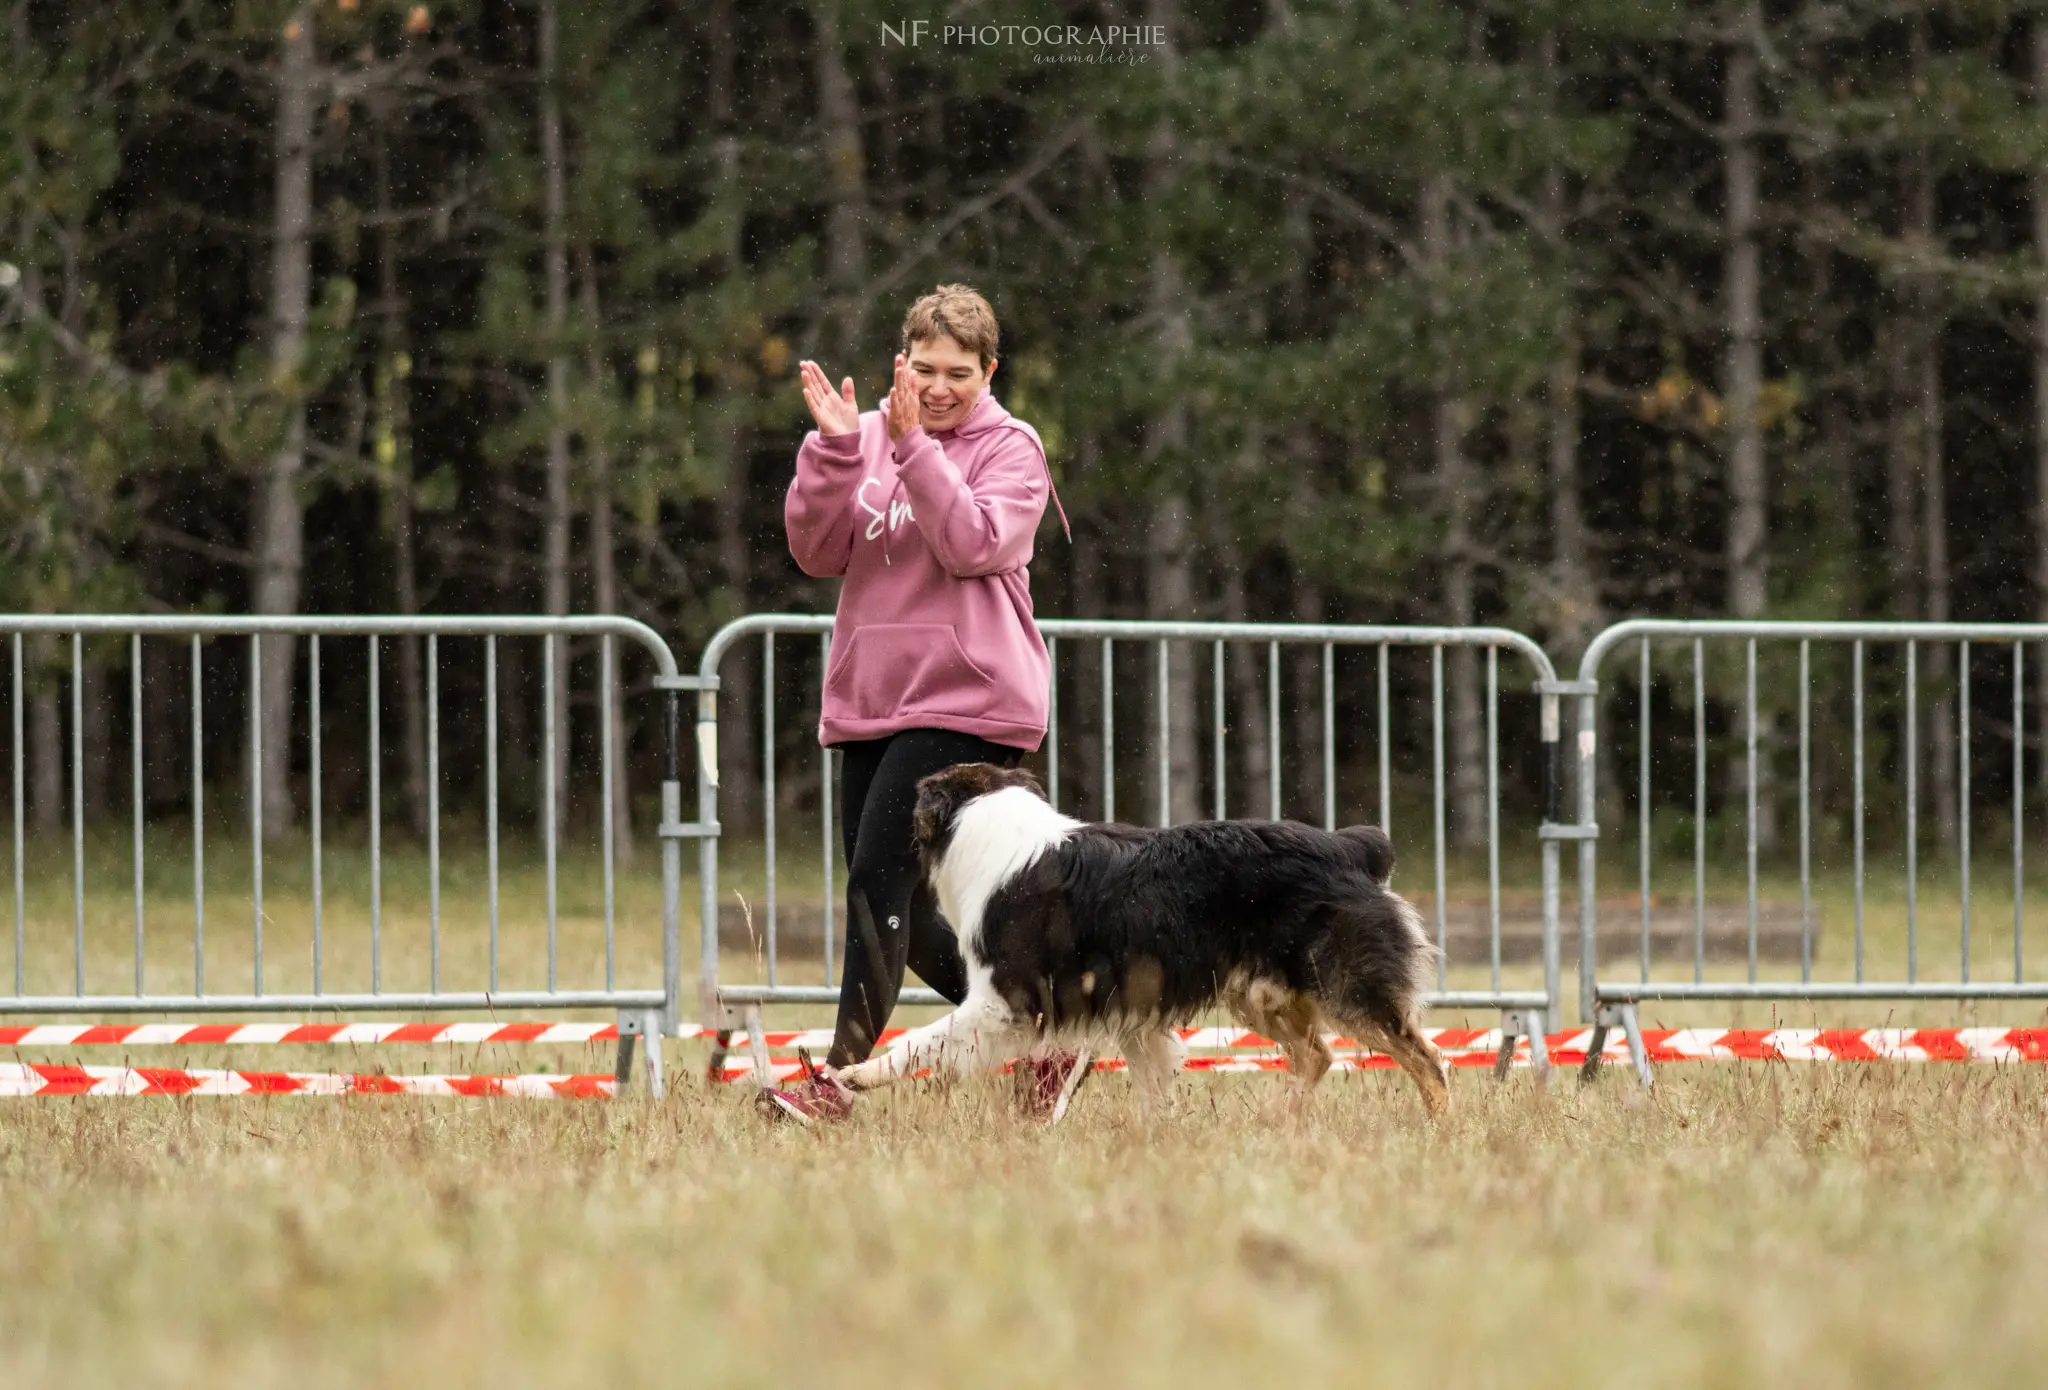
[906,334,996,431]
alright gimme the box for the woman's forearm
[785,427,865,576]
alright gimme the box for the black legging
[825,728,1024,1068]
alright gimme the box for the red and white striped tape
[0,1062,613,1098]
[712,1026,2048,1083]
[0,1021,651,1046]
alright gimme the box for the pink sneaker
[1013,1046,1094,1121]
[757,1048,854,1125]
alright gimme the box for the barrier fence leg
[1579,1016,1611,1085]
[1615,1004,1653,1088]
[615,1009,640,1091]
[1495,1009,1552,1087]
[706,1029,733,1084]
[1583,1003,1652,1089]
[1493,1011,1521,1079]
[744,1004,773,1089]
[641,1009,666,1099]
[1523,1009,1551,1087]
[610,1011,643,1097]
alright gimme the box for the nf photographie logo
[880,20,1166,63]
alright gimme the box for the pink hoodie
[785,390,1066,750]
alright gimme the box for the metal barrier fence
[1571,621,2048,1083]
[0,615,702,1095]
[694,615,1571,1081]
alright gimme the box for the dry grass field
[4,1064,2047,1388]
[5,829,2048,1387]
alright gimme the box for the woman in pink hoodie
[765,285,1073,1124]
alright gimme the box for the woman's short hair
[901,284,999,372]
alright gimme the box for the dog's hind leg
[1264,995,1333,1114]
[1229,980,1332,1114]
[1347,1014,1450,1120]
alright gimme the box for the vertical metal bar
[9,635,20,997]
[1639,639,1650,984]
[1321,641,1335,832]
[1377,643,1390,831]
[1103,638,1116,823]
[600,633,614,992]
[310,636,322,995]
[369,636,381,994]
[1156,639,1170,828]
[1907,640,1918,983]
[131,636,144,996]
[1960,640,1971,983]
[1432,644,1446,989]
[485,636,499,993]
[1745,638,1757,985]
[71,633,83,996]
[1212,640,1225,821]
[1047,637,1059,812]
[1487,645,1500,993]
[2016,643,2026,986]
[1575,682,1601,1024]
[1799,640,1811,985]
[821,632,835,984]
[1854,640,1865,983]
[248,633,262,997]
[428,633,441,995]
[1693,638,1705,985]
[1267,641,1281,820]
[544,633,559,992]
[191,635,204,995]
[763,633,777,988]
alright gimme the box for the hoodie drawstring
[882,475,904,565]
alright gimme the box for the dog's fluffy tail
[1386,888,1440,1022]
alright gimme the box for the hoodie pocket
[834,624,997,720]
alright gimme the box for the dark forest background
[7,0,2048,860]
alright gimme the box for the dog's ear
[913,766,979,852]
[1339,825,1396,885]
[912,779,953,852]
[1001,765,1048,801]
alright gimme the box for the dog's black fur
[887,762,1449,1116]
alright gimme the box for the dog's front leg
[1123,1026,1187,1117]
[836,991,1029,1090]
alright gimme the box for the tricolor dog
[833,763,1449,1118]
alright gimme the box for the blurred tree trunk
[811,0,868,366]
[1288,570,1322,824]
[145,605,182,811]
[1904,17,1957,850]
[30,635,60,835]
[1541,32,1599,661]
[539,0,572,840]
[1420,172,1487,849]
[492,476,531,815]
[1219,479,1269,822]
[706,12,759,834]
[1886,322,1921,620]
[80,651,109,821]
[1144,0,1201,828]
[2034,15,2048,798]
[1538,28,1610,830]
[581,246,634,865]
[1722,4,1776,849]
[1070,443,1107,819]
[374,107,430,841]
[250,4,319,838]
